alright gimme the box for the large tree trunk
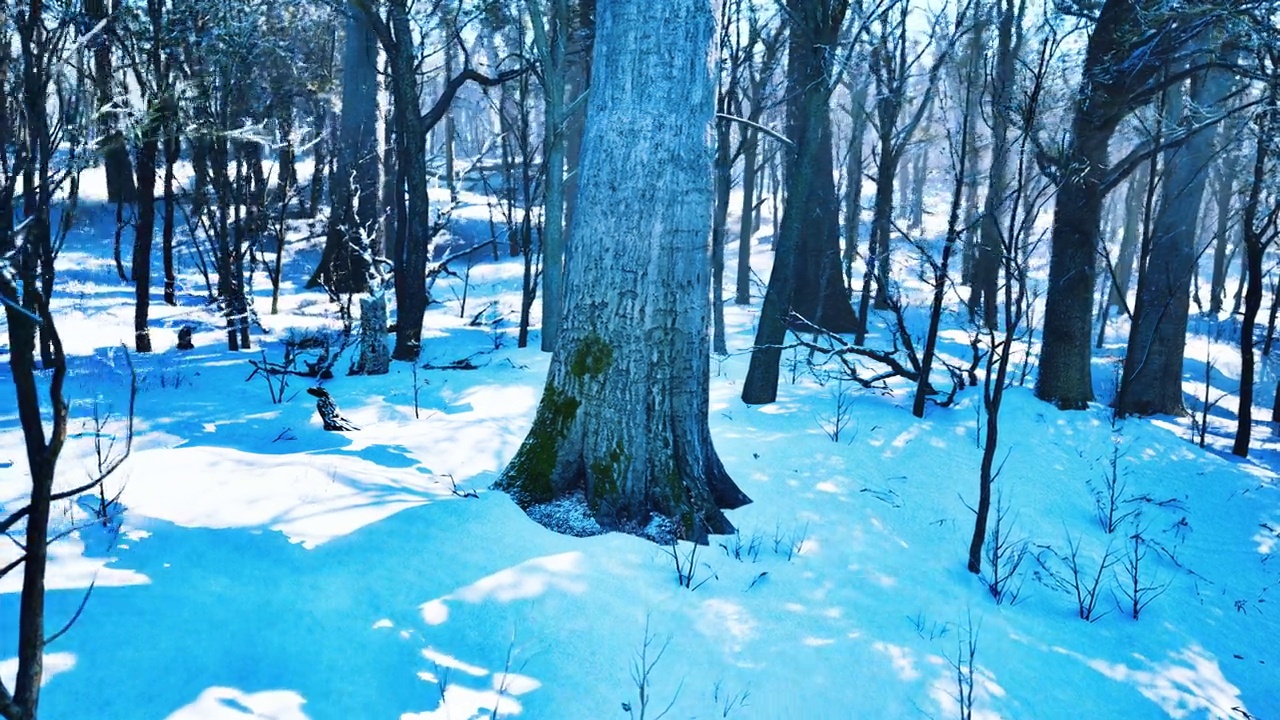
[781,0,857,333]
[742,1,851,403]
[312,6,379,294]
[1118,67,1230,417]
[1036,0,1216,409]
[497,0,749,540]
[85,0,136,205]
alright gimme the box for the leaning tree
[496,0,750,539]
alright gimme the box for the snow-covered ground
[1,170,1277,719]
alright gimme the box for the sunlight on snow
[1253,521,1279,554]
[0,652,76,689]
[406,651,540,720]
[0,532,148,595]
[165,688,310,720]
[887,425,926,455]
[401,684,525,720]
[697,598,757,653]
[872,641,921,681]
[419,552,586,626]
[1083,646,1247,718]
[121,446,445,548]
[802,636,836,647]
[421,648,488,677]
[927,659,1005,720]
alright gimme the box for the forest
[1,0,1279,718]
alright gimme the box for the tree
[778,0,858,333]
[357,0,525,360]
[968,0,1023,329]
[967,0,1045,577]
[310,3,381,294]
[2,4,114,717]
[736,9,783,305]
[740,0,855,405]
[528,0,569,352]
[85,0,137,206]
[1034,0,1225,409]
[855,0,953,339]
[1118,62,1235,417]
[911,1,980,419]
[1232,50,1280,458]
[496,0,750,539]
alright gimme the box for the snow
[1,185,1277,720]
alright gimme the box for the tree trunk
[781,0,857,333]
[742,1,853,403]
[909,146,926,229]
[380,61,398,264]
[85,0,136,205]
[307,99,328,218]
[861,127,895,326]
[352,293,390,375]
[735,126,758,305]
[913,74,973,418]
[711,110,731,355]
[1232,88,1276,457]
[312,6,379,294]
[442,20,457,204]
[561,0,594,252]
[386,4,433,360]
[161,107,178,306]
[133,120,158,353]
[843,76,869,283]
[957,6,985,284]
[1036,0,1216,410]
[534,0,567,352]
[1209,149,1240,316]
[1119,67,1230,417]
[967,0,1014,329]
[498,0,749,539]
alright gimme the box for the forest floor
[1,166,1278,719]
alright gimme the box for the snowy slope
[1,178,1277,719]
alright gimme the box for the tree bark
[736,126,758,305]
[1036,0,1218,409]
[1119,67,1230,417]
[497,0,749,539]
[967,0,1015,329]
[781,0,857,333]
[843,76,869,283]
[312,5,379,294]
[711,107,732,355]
[532,0,567,352]
[1232,84,1277,457]
[1208,147,1240,316]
